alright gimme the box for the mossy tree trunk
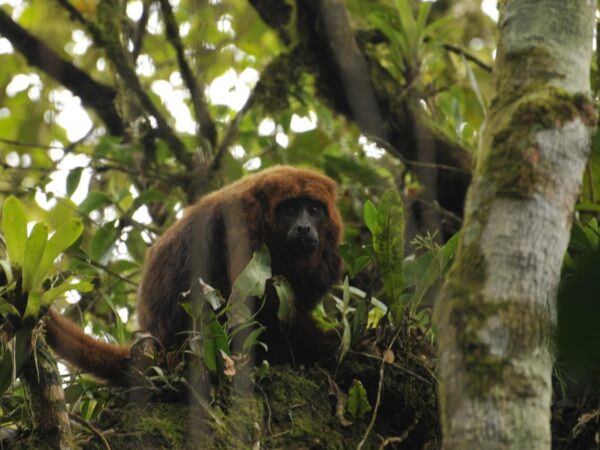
[21,338,71,449]
[434,1,596,449]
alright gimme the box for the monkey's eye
[309,204,324,216]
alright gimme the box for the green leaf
[372,189,405,324]
[242,326,265,353]
[42,276,93,305]
[338,276,351,364]
[411,231,460,308]
[126,229,147,263]
[89,222,119,263]
[22,223,48,292]
[78,192,112,216]
[2,196,27,267]
[347,379,372,420]
[272,276,293,325]
[66,168,83,197]
[36,218,83,288]
[363,200,377,234]
[228,246,272,326]
[203,310,230,372]
[0,328,33,398]
[352,300,368,346]
[0,298,19,316]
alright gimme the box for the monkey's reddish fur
[46,166,343,383]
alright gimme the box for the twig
[363,134,471,175]
[356,326,403,450]
[441,43,492,72]
[132,0,152,60]
[159,0,217,150]
[66,251,138,287]
[68,413,111,450]
[377,414,419,449]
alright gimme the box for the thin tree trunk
[22,338,71,449]
[435,1,596,449]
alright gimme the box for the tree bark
[435,1,596,449]
[22,338,71,449]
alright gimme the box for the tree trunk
[22,338,71,449]
[434,1,596,449]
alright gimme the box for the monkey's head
[249,167,343,257]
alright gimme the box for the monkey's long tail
[45,309,131,385]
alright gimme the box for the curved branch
[159,0,217,150]
[0,8,124,136]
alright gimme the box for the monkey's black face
[275,198,326,253]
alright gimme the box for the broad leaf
[347,379,372,420]
[228,246,272,326]
[36,218,83,288]
[372,189,405,323]
[22,223,47,292]
[2,196,27,267]
[203,310,230,372]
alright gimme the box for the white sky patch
[170,71,183,87]
[36,152,93,209]
[0,107,9,118]
[359,135,385,159]
[147,8,162,34]
[206,68,250,112]
[6,73,42,97]
[126,0,144,21]
[136,54,156,77]
[217,14,234,36]
[65,290,81,304]
[258,117,276,136]
[5,151,19,167]
[0,0,25,18]
[118,307,129,323]
[180,21,191,37]
[151,79,196,134]
[48,141,65,161]
[70,30,92,55]
[133,205,153,225]
[230,144,245,159]
[96,57,106,72]
[481,0,498,22]
[290,112,317,132]
[0,38,13,54]
[49,89,93,141]
[275,132,288,148]
[244,157,261,171]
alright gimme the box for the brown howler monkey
[46,166,343,384]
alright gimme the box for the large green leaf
[203,310,230,372]
[22,223,47,292]
[228,246,272,326]
[2,196,27,267]
[372,189,405,324]
[36,218,83,288]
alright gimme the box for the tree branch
[159,0,217,151]
[0,8,124,136]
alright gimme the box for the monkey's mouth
[289,237,319,251]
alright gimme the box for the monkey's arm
[45,309,131,385]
